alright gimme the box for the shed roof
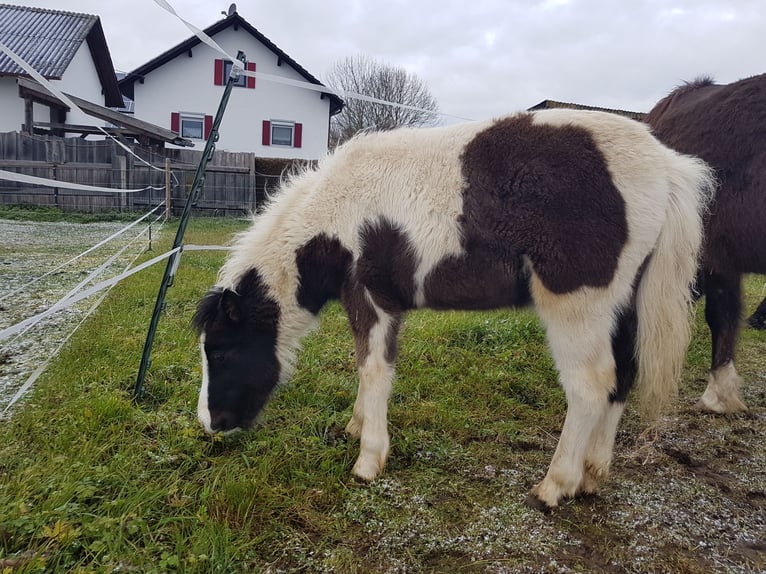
[18,76,193,148]
[119,11,344,116]
[0,3,122,107]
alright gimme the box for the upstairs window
[223,60,247,87]
[262,120,302,148]
[171,112,213,140]
[214,59,256,88]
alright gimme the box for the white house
[0,4,123,134]
[119,7,344,159]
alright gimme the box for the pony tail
[634,153,715,418]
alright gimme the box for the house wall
[130,26,332,158]
[0,42,109,135]
[0,78,24,132]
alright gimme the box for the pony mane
[671,75,716,97]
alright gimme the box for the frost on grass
[0,219,155,412]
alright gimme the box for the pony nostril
[209,410,238,432]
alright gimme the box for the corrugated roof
[0,3,97,79]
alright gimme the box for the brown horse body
[646,73,766,411]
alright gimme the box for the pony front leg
[343,294,402,481]
[350,357,395,480]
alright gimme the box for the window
[271,122,293,146]
[223,60,246,87]
[171,112,213,140]
[214,59,256,88]
[181,114,204,139]
[262,120,303,148]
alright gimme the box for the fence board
[0,131,307,215]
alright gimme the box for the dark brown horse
[646,73,766,412]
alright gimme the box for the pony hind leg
[342,287,403,480]
[580,302,637,495]
[700,272,747,412]
[528,280,623,509]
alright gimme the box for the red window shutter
[294,123,303,148]
[214,59,224,85]
[246,62,256,89]
[262,120,271,145]
[170,112,180,133]
[204,115,213,140]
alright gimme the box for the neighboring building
[0,3,123,134]
[119,6,344,159]
[528,99,645,121]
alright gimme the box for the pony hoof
[528,481,565,510]
[696,395,748,414]
[352,456,384,482]
[524,492,555,513]
[746,317,766,330]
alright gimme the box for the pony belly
[422,251,531,311]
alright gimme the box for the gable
[118,12,342,115]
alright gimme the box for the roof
[0,3,122,107]
[118,11,344,116]
[528,99,645,121]
[18,76,193,147]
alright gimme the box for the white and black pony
[194,110,714,509]
[646,73,766,412]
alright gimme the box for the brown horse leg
[746,295,766,330]
[699,272,747,412]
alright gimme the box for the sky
[10,0,766,124]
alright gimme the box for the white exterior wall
[0,43,108,135]
[130,26,332,158]
[0,77,24,132]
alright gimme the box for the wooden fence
[0,131,307,215]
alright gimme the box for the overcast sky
[11,0,766,123]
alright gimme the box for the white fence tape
[0,203,166,303]
[152,0,474,123]
[0,169,163,193]
[0,247,181,341]
[0,242,231,342]
[1,218,168,416]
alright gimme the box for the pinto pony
[646,74,766,412]
[194,110,714,509]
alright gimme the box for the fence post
[112,154,127,211]
[51,163,59,208]
[134,49,247,400]
[249,153,257,212]
[165,158,171,220]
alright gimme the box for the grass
[0,205,147,224]
[0,218,764,573]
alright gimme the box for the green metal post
[134,50,247,400]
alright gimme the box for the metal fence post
[134,50,247,400]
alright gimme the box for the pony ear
[220,289,242,323]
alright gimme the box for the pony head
[193,268,281,433]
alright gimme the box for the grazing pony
[194,110,714,509]
[646,74,766,412]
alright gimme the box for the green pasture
[0,215,763,573]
